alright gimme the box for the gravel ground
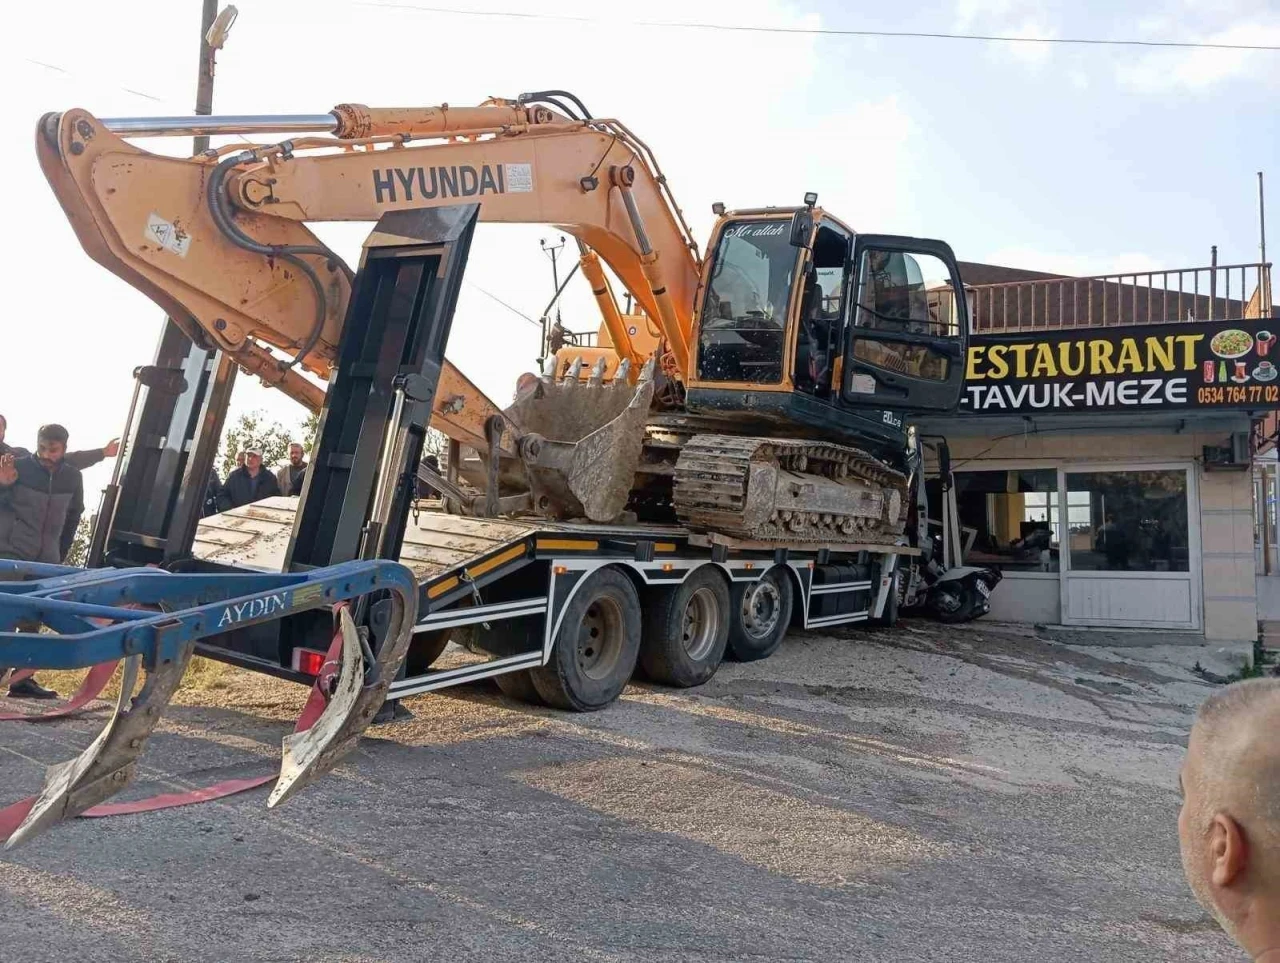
[0,619,1249,962]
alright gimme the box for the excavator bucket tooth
[270,587,416,808]
[502,355,656,521]
[5,645,193,848]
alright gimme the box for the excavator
[0,91,972,848]
[38,92,969,544]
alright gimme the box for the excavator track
[673,435,908,544]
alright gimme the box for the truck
[0,93,995,847]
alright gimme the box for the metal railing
[971,262,1273,332]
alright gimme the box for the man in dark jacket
[0,413,118,471]
[274,442,308,497]
[218,446,281,510]
[203,468,224,517]
[0,424,86,699]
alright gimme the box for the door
[840,235,968,413]
[1058,464,1201,630]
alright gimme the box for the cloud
[1116,18,1280,92]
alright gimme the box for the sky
[1,0,1277,501]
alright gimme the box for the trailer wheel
[726,567,793,663]
[531,567,641,711]
[640,567,730,688]
[494,668,544,705]
[404,629,452,675]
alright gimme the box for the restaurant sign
[962,319,1280,414]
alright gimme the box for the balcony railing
[970,262,1273,333]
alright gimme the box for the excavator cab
[688,202,969,435]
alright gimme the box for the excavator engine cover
[502,357,655,521]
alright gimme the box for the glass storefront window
[1064,470,1189,572]
[948,469,1062,572]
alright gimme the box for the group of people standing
[203,442,308,516]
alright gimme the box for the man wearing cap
[217,444,281,510]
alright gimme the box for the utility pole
[1260,171,1270,319]
[539,235,567,363]
[193,2,237,155]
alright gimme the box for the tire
[869,567,901,628]
[404,628,451,675]
[930,581,978,624]
[726,567,794,663]
[531,567,641,711]
[639,567,730,688]
[494,668,544,705]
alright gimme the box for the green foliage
[300,411,320,455]
[63,516,92,568]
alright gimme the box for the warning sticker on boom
[145,213,191,257]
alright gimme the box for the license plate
[975,580,991,598]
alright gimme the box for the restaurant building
[917,259,1275,640]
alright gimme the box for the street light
[206,4,238,49]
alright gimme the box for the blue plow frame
[0,558,420,848]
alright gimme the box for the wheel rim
[741,578,782,640]
[681,587,721,662]
[576,596,625,680]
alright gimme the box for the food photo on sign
[960,319,1280,414]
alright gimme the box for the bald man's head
[1179,677,1280,952]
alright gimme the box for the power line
[355,3,1280,53]
[23,58,167,103]
[466,281,541,327]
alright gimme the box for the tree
[422,427,448,460]
[64,515,92,568]
[218,411,298,477]
[300,410,320,456]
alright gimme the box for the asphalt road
[0,619,1246,962]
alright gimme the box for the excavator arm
[36,100,701,432]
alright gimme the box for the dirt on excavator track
[672,434,908,544]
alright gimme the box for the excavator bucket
[502,357,655,521]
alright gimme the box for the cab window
[850,249,958,382]
[697,219,796,384]
[794,223,851,397]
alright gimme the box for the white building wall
[937,430,1256,641]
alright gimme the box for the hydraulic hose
[205,148,353,369]
[519,90,594,120]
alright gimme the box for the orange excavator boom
[37,99,701,421]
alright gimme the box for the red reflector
[294,648,326,676]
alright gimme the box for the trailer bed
[192,497,912,700]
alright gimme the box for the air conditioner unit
[1203,432,1251,471]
